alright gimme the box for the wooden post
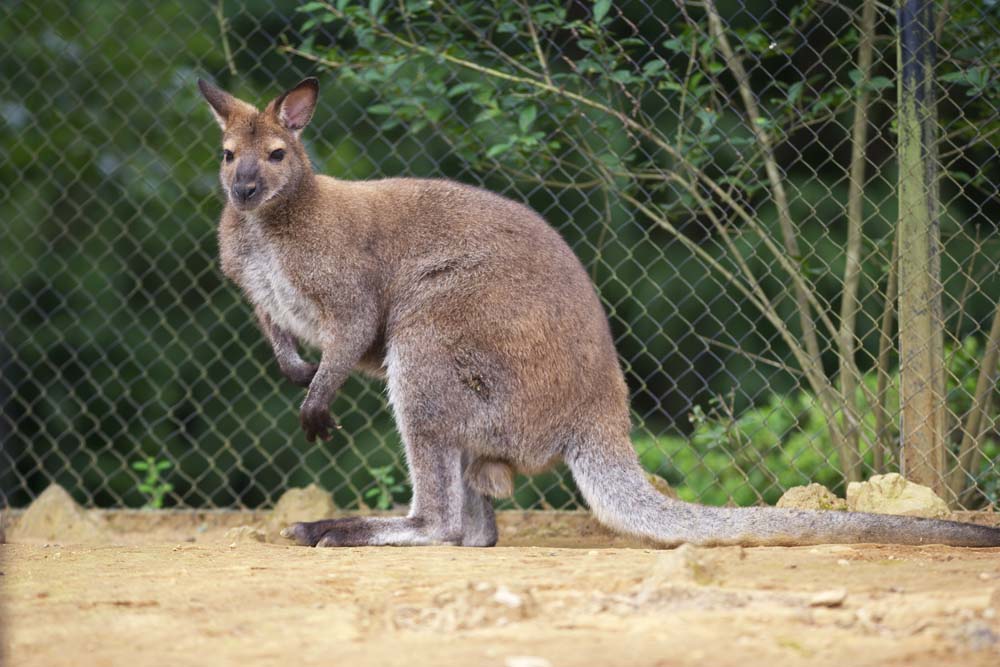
[896,0,946,495]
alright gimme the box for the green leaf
[593,0,612,24]
[786,81,804,105]
[368,104,395,115]
[642,59,666,76]
[447,82,481,98]
[868,76,893,90]
[663,37,686,53]
[486,142,513,158]
[518,105,537,133]
[296,1,327,12]
[695,109,717,130]
[473,108,500,123]
[370,0,384,17]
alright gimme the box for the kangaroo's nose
[232,181,257,202]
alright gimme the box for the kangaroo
[198,77,1000,549]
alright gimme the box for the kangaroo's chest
[232,224,324,348]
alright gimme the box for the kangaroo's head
[197,78,319,213]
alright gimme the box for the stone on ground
[267,484,337,541]
[846,473,949,518]
[224,525,267,546]
[776,483,847,511]
[646,472,679,499]
[8,484,109,543]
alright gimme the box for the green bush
[637,337,1000,507]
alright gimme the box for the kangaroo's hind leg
[286,332,507,547]
[461,452,499,547]
[283,430,467,547]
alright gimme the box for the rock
[777,483,847,511]
[491,585,525,609]
[644,543,718,587]
[646,472,678,499]
[8,484,108,544]
[223,525,267,545]
[505,658,552,667]
[846,473,949,518]
[809,588,848,607]
[267,484,336,541]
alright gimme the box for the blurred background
[2,0,998,511]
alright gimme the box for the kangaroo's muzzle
[231,160,260,204]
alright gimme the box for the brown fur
[198,78,1000,549]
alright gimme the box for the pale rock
[846,473,949,518]
[809,588,848,607]
[224,525,267,545]
[646,472,679,499]
[8,484,108,544]
[644,543,718,587]
[776,483,847,511]
[505,657,552,667]
[267,483,337,541]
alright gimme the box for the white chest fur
[237,221,324,349]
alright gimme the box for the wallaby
[198,77,1000,549]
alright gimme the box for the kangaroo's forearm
[298,353,357,442]
[299,313,378,441]
[254,306,316,387]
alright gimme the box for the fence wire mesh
[2,0,998,511]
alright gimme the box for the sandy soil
[3,503,1000,667]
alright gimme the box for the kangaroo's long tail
[566,438,1000,547]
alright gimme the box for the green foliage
[637,337,1000,507]
[364,465,406,510]
[131,456,174,509]
[636,392,845,507]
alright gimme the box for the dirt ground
[3,499,1000,667]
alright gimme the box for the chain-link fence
[3,0,998,512]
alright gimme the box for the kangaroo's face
[197,78,319,213]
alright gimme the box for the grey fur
[200,78,1000,549]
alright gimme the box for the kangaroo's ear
[197,79,241,130]
[269,78,319,136]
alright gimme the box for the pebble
[505,657,551,667]
[493,585,524,608]
[809,588,847,607]
[837,559,850,567]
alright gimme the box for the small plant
[131,456,174,509]
[364,465,406,510]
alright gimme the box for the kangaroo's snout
[231,180,257,203]
[231,160,260,204]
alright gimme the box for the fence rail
[2,0,998,511]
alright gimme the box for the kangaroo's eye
[222,149,234,163]
[269,148,286,162]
